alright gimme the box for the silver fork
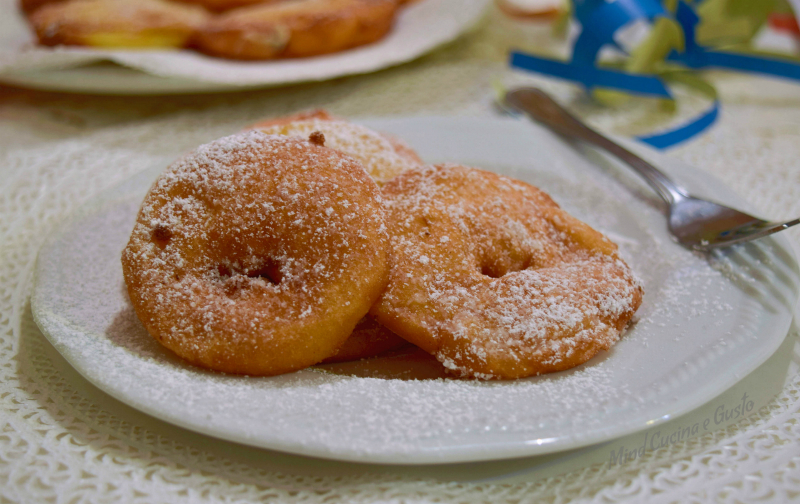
[503,87,800,251]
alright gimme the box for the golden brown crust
[121,131,391,376]
[321,316,409,364]
[29,0,209,48]
[372,164,643,380]
[193,0,399,60]
[251,114,423,185]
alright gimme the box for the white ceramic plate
[31,117,800,464]
[0,0,488,94]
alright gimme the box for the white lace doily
[2,8,800,503]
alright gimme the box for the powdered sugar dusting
[254,119,422,185]
[120,130,390,373]
[375,164,643,379]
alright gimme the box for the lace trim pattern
[2,21,800,501]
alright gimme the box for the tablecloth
[1,7,800,503]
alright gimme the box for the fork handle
[505,88,689,205]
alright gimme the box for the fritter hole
[217,259,284,286]
[479,255,533,279]
[480,263,504,279]
[246,259,283,285]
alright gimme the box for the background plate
[31,117,800,464]
[0,0,488,94]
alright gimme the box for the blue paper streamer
[510,0,671,96]
[572,0,666,65]
[636,99,719,148]
[510,52,671,97]
[508,0,800,149]
[699,52,800,79]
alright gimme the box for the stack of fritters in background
[23,0,418,59]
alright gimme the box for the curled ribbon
[509,0,800,149]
